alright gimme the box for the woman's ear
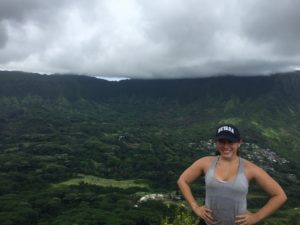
[238,139,242,147]
[239,139,243,147]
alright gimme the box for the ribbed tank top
[204,157,248,225]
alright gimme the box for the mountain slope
[1,70,300,162]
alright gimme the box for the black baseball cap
[215,124,241,142]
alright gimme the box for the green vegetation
[162,207,300,225]
[54,175,150,189]
[0,70,299,224]
[162,208,198,225]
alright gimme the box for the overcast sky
[0,0,299,79]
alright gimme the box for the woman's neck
[219,155,239,163]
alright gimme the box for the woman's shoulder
[242,158,265,179]
[197,156,216,163]
[242,158,260,169]
[193,156,216,171]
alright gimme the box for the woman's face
[216,139,241,159]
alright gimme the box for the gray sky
[0,0,299,79]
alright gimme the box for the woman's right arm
[177,157,214,224]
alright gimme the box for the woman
[177,124,287,225]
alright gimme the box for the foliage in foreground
[161,208,198,225]
[161,207,300,225]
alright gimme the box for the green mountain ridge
[1,70,300,102]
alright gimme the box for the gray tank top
[204,157,248,225]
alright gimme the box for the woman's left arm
[236,163,287,225]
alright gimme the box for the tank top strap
[209,156,219,170]
[238,157,244,174]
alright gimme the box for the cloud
[0,0,299,79]
[242,0,300,55]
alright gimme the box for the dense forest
[0,70,299,224]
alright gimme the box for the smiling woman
[177,124,287,225]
